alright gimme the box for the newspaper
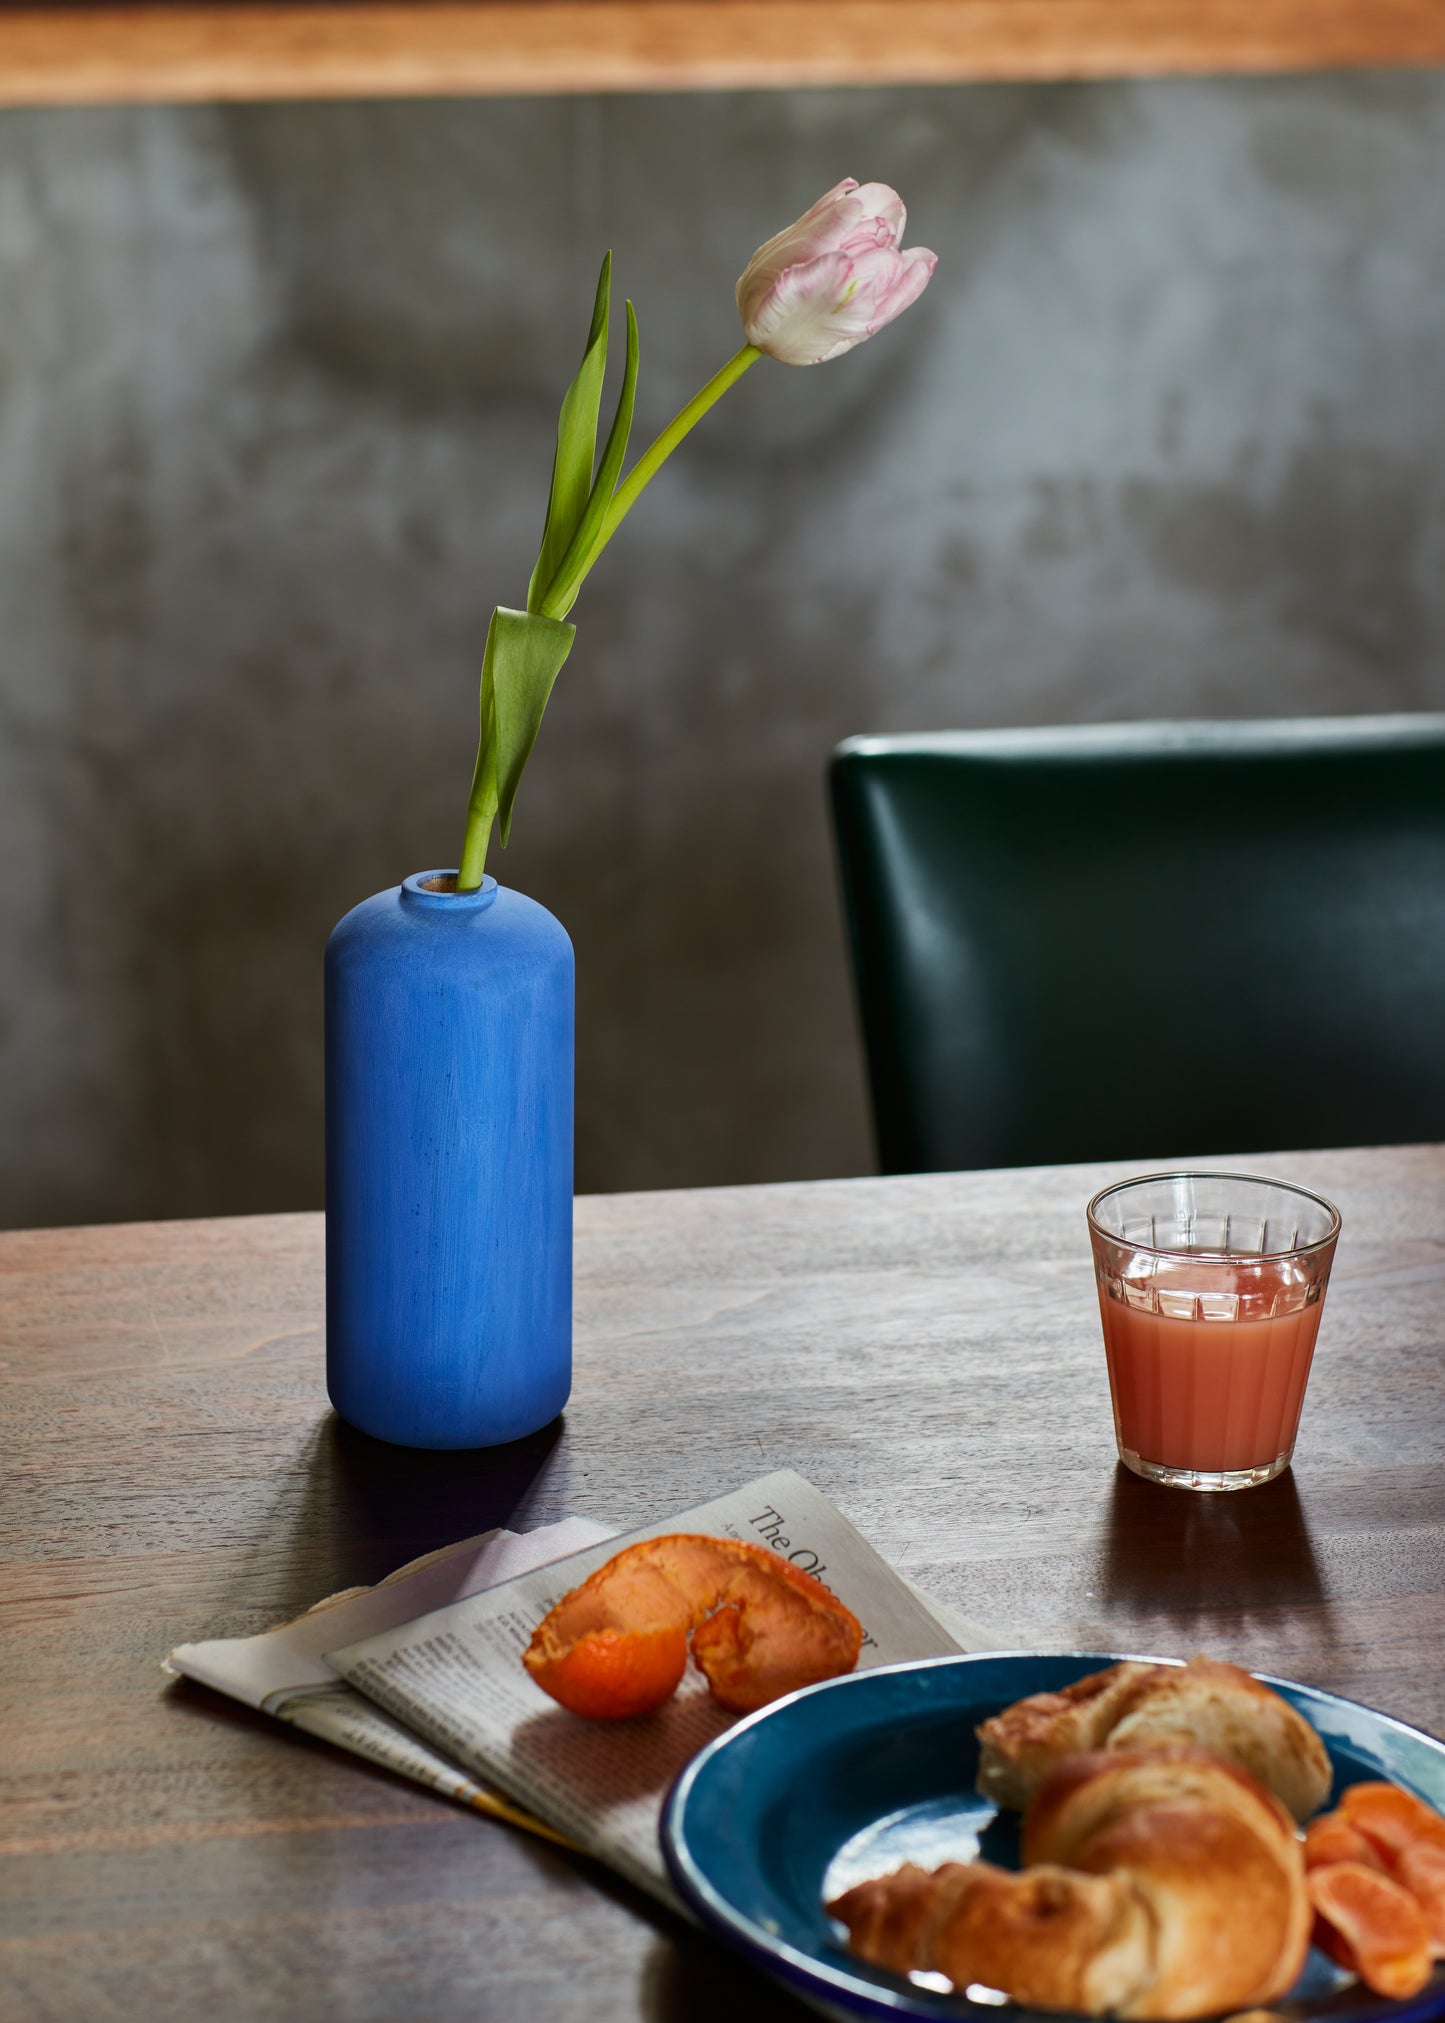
[167,1516,614,1838]
[326,1470,995,1905]
[168,1470,1003,1900]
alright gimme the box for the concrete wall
[1,74,1443,1226]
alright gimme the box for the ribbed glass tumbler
[1087,1171,1341,1491]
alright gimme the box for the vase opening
[400,870,499,910]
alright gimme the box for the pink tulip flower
[735,178,938,366]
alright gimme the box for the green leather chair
[830,717,1445,1173]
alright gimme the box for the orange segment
[1308,1861,1434,1999]
[1338,1781,1445,1862]
[1397,1844,1445,1953]
[1304,1814,1384,1873]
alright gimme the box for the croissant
[976,1655,1331,1822]
[830,1748,1312,2019]
[829,1857,1153,2016]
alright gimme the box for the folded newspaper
[167,1469,1004,1907]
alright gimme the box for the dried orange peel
[522,1533,863,1719]
[1303,1780,1445,1998]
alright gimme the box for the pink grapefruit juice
[1097,1275,1324,1474]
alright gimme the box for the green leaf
[526,254,611,615]
[481,605,576,847]
[541,298,640,621]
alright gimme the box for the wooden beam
[0,1,1442,109]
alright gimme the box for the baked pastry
[1024,1748,1312,2015]
[831,1746,1311,2019]
[976,1656,1331,1822]
[829,1858,1152,2015]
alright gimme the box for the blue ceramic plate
[661,1653,1445,2023]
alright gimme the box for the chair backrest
[830,717,1445,1173]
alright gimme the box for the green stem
[457,750,497,890]
[538,342,762,620]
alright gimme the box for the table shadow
[500,1834,818,2020]
[252,1409,570,1617]
[1098,1462,1338,1651]
[644,1938,814,2020]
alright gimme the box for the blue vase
[324,869,573,1448]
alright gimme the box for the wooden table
[5,1145,1444,2020]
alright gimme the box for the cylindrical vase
[324,869,573,1448]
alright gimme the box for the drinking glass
[1086,1171,1341,1491]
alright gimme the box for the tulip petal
[866,243,937,333]
[837,217,896,258]
[739,177,860,277]
[741,250,853,364]
[839,245,906,313]
[850,182,906,242]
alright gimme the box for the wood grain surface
[3,1144,1444,2019]
[1,0,1445,108]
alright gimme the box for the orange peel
[522,1532,863,1719]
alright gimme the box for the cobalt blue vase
[324,869,573,1448]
